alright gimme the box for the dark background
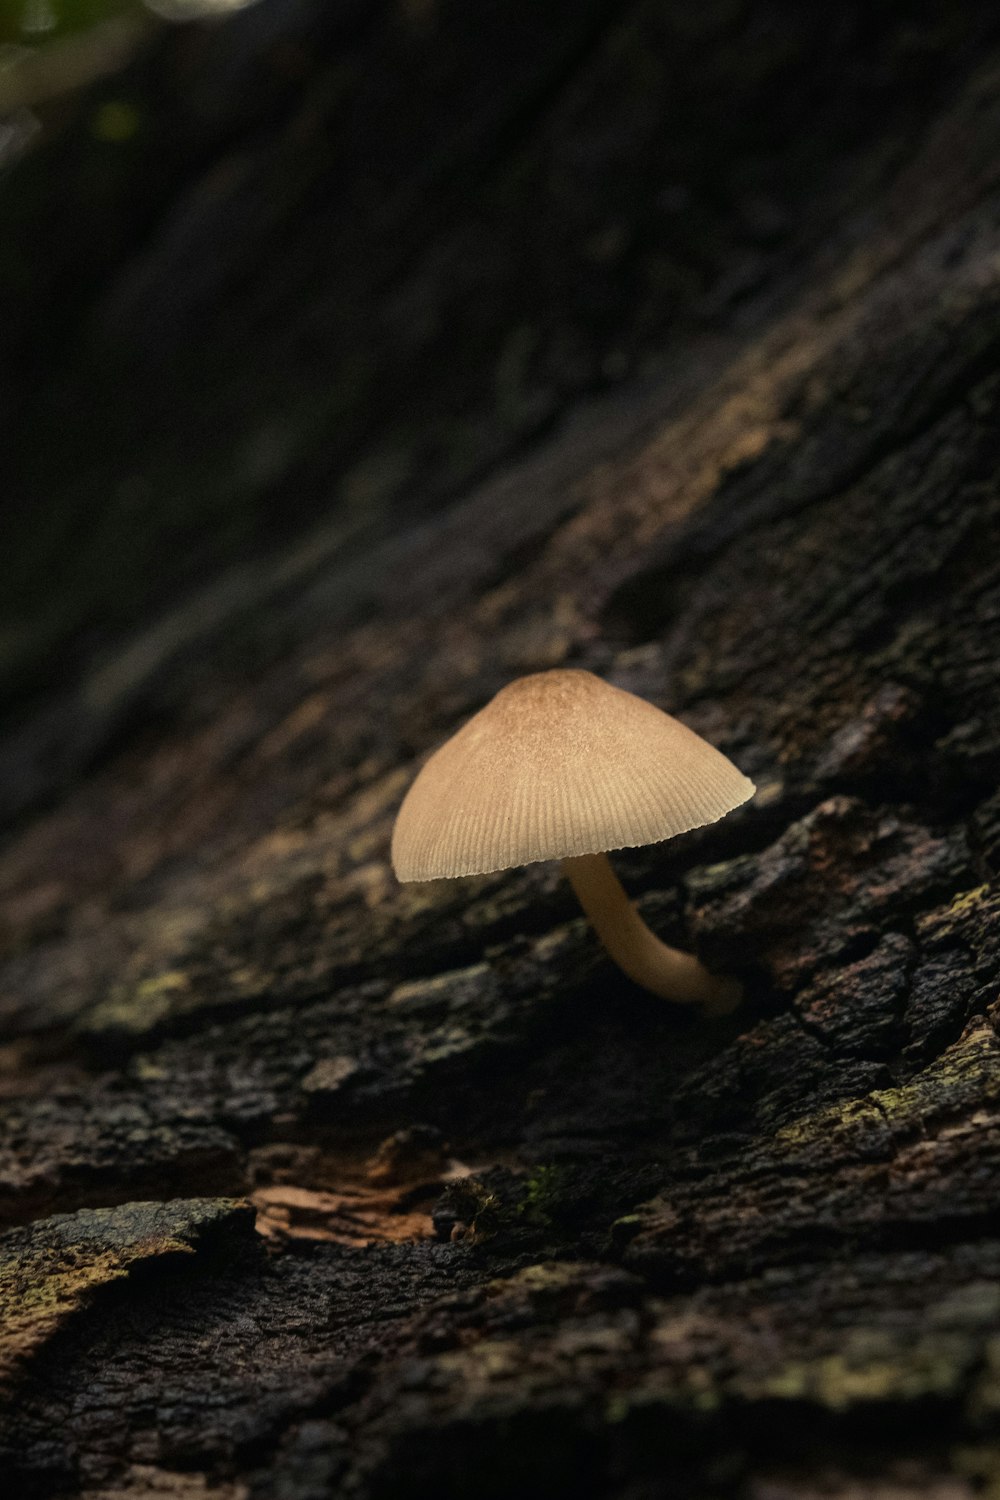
[2,7,1000,1500]
[4,1,996,724]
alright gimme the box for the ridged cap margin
[391,669,755,881]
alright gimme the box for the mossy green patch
[79,970,191,1039]
[0,1198,251,1391]
[944,884,992,918]
[743,1327,976,1410]
[771,1020,1000,1158]
[519,1165,571,1228]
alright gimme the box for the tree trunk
[1,5,999,1498]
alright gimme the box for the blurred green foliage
[0,1,135,46]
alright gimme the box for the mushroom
[391,669,754,1010]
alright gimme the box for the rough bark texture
[1,4,1000,1498]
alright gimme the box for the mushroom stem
[561,852,740,1012]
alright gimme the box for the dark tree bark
[1,4,999,1499]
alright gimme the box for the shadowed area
[0,3,999,1498]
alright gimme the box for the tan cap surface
[392,669,755,881]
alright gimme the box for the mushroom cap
[391,669,755,881]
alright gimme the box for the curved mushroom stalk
[561,852,741,1013]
